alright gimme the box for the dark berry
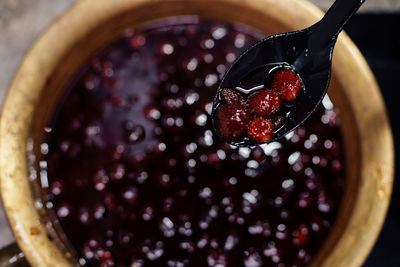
[249,89,281,116]
[56,203,71,218]
[272,68,303,102]
[143,105,161,120]
[50,180,63,196]
[130,34,146,48]
[109,93,123,106]
[293,225,309,246]
[126,125,145,144]
[220,88,246,104]
[93,169,109,191]
[247,117,274,143]
[122,186,138,205]
[216,103,251,141]
[82,73,101,90]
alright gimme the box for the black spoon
[212,0,365,147]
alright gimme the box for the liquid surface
[41,18,345,267]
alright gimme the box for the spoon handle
[294,0,364,70]
[308,0,365,52]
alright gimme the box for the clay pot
[0,0,393,266]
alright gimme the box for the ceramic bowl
[0,0,393,266]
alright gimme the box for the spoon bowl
[212,0,364,146]
[212,25,331,146]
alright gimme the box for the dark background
[345,14,400,267]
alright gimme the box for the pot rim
[0,0,393,266]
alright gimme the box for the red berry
[272,69,303,102]
[109,93,123,106]
[220,88,246,104]
[247,117,275,143]
[216,103,251,141]
[249,89,281,116]
[293,225,309,246]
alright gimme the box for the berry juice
[41,18,345,267]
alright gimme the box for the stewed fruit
[247,117,275,143]
[41,19,344,267]
[216,103,252,141]
[272,68,303,102]
[215,68,303,144]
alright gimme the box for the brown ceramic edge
[0,0,394,266]
[324,33,394,266]
[0,0,140,265]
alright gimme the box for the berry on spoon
[249,89,281,116]
[220,88,246,105]
[247,117,275,143]
[272,68,303,102]
[216,103,251,141]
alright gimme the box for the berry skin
[217,103,251,141]
[247,117,275,143]
[272,69,303,102]
[249,89,281,116]
[220,88,246,105]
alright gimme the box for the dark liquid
[42,18,345,267]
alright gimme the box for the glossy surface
[40,19,346,267]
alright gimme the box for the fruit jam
[41,18,345,267]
